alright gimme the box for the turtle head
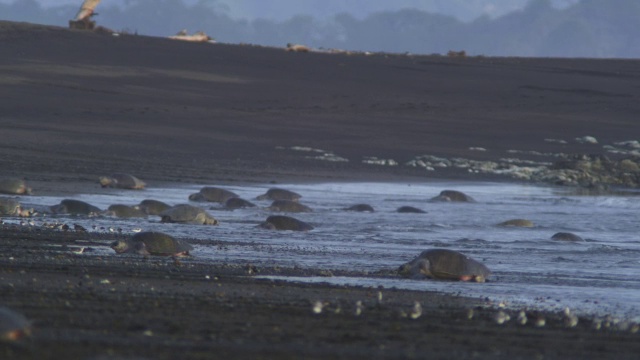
[398,259,431,278]
[110,240,129,253]
[98,176,114,188]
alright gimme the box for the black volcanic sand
[2,21,640,359]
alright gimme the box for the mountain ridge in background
[1,0,638,58]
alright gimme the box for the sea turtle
[268,200,312,213]
[0,197,31,216]
[398,249,491,282]
[225,197,256,209]
[99,173,146,190]
[50,199,101,215]
[0,178,32,195]
[0,306,31,342]
[259,215,314,231]
[107,204,148,218]
[429,190,476,203]
[111,231,193,256]
[344,204,374,212]
[497,219,534,227]
[256,188,301,202]
[397,206,426,213]
[551,232,584,242]
[135,199,171,215]
[160,204,218,225]
[188,187,238,203]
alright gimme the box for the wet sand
[2,21,640,358]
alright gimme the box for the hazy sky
[2,0,581,22]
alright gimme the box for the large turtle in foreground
[0,306,31,342]
[399,249,491,282]
[0,178,32,195]
[99,173,146,190]
[111,231,193,256]
[50,199,101,215]
[259,215,314,231]
[256,188,301,201]
[160,204,218,225]
[188,187,238,203]
[429,190,476,203]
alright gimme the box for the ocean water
[13,181,640,320]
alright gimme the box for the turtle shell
[131,231,193,256]
[551,232,584,242]
[401,249,490,282]
[100,173,146,189]
[256,188,301,201]
[430,190,475,203]
[50,199,101,215]
[397,206,426,213]
[225,197,256,209]
[136,199,171,215]
[268,200,312,213]
[0,306,31,342]
[497,219,534,227]
[259,215,313,231]
[107,204,148,218]
[345,204,374,212]
[160,204,218,225]
[188,187,238,203]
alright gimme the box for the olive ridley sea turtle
[259,215,314,231]
[429,190,476,203]
[99,173,146,189]
[398,249,491,282]
[111,231,193,256]
[256,188,301,202]
[188,187,239,203]
[160,204,218,225]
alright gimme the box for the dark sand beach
[1,21,640,359]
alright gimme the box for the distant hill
[1,0,638,57]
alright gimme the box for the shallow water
[12,181,640,320]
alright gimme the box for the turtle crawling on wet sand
[259,215,314,231]
[160,204,218,225]
[268,200,312,212]
[0,178,32,195]
[50,199,101,215]
[0,306,31,342]
[99,173,146,190]
[398,249,491,282]
[429,190,476,203]
[111,231,193,256]
[135,199,171,215]
[188,187,238,203]
[256,188,301,201]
